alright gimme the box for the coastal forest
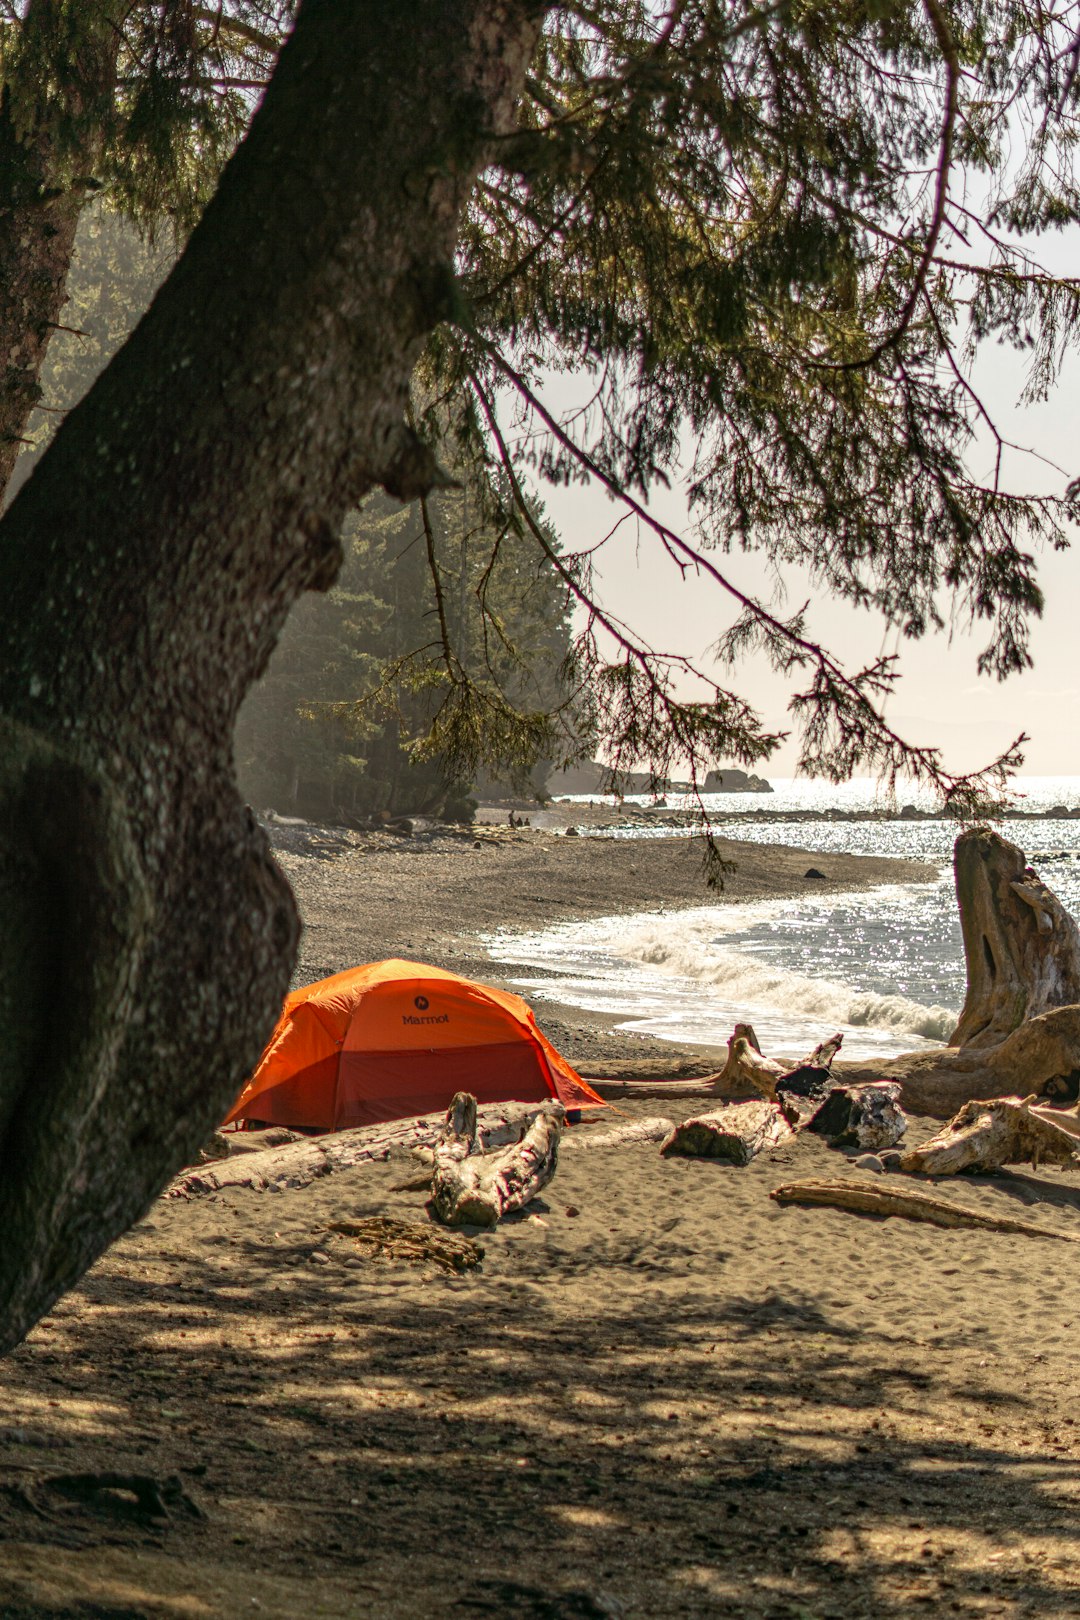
[2,0,1080,1358]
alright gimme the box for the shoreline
[7,817,1080,1617]
[273,818,940,1073]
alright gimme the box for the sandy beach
[3,823,1080,1619]
[275,812,939,1073]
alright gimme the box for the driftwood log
[713,1023,788,1100]
[806,1082,906,1150]
[170,1101,558,1198]
[771,1179,1080,1241]
[660,1100,792,1165]
[428,1091,563,1228]
[562,1116,675,1151]
[900,1096,1080,1176]
[326,1216,483,1274]
[836,828,1080,1116]
[776,1033,845,1122]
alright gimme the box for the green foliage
[0,0,289,227]
[10,1,1080,831]
[234,488,581,821]
[433,0,1080,815]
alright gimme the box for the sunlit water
[482,778,1080,1061]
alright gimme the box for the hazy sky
[535,291,1080,782]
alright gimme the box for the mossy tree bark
[0,0,544,1354]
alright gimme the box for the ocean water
[483,777,1080,1061]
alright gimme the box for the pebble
[853,1153,884,1173]
[879,1150,905,1172]
[309,1249,330,1265]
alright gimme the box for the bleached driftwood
[834,829,1080,1117]
[396,1113,676,1194]
[714,1023,789,1100]
[659,1100,793,1165]
[839,1004,1080,1119]
[169,1101,557,1197]
[771,1179,1080,1241]
[428,1091,564,1228]
[949,828,1080,1046]
[562,1115,675,1151]
[806,1082,906,1150]
[899,1095,1080,1176]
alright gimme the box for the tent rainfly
[224,958,604,1131]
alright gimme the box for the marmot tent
[224,958,604,1131]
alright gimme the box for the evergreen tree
[235,488,578,820]
[0,0,289,491]
[3,0,1080,1345]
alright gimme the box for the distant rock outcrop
[702,768,773,794]
[546,760,773,796]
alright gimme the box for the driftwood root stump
[806,1082,906,1151]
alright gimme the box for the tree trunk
[0,81,86,498]
[0,0,544,1354]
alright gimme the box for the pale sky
[534,285,1080,782]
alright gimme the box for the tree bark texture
[948,827,1080,1047]
[0,0,543,1353]
[0,73,100,500]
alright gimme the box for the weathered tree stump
[659,1100,793,1165]
[900,1095,1080,1176]
[950,827,1080,1047]
[835,829,1080,1116]
[776,1032,845,1122]
[806,1082,906,1150]
[427,1091,563,1229]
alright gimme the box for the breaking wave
[621,932,956,1043]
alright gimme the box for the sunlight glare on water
[484,778,1080,1059]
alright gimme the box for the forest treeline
[19,211,581,822]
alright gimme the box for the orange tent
[224,958,604,1131]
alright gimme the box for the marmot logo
[402,1012,450,1026]
[414,995,429,1010]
